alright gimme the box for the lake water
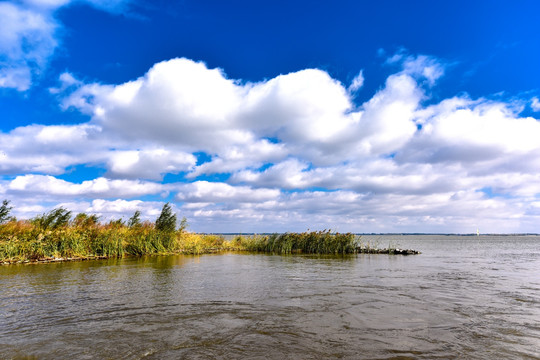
[1,235,539,359]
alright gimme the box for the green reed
[2,217,393,263]
[0,220,233,263]
[235,230,359,254]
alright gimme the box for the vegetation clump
[0,200,14,224]
[32,207,72,230]
[235,230,358,254]
[0,201,231,264]
[0,199,419,264]
[155,203,176,233]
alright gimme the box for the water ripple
[1,236,539,359]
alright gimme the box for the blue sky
[1,0,540,233]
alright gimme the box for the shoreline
[1,246,421,266]
[1,226,421,265]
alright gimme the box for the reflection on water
[1,236,539,359]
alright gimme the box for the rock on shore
[356,247,421,255]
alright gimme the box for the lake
[1,235,539,359]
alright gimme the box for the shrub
[155,203,177,232]
[127,210,142,228]
[0,200,13,224]
[32,208,72,230]
[72,213,100,228]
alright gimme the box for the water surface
[1,235,539,359]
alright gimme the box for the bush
[236,231,358,254]
[155,203,177,232]
[73,213,100,228]
[0,200,13,224]
[127,210,142,228]
[32,208,72,230]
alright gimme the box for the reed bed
[0,220,235,263]
[0,201,421,264]
[1,220,416,264]
[234,230,359,254]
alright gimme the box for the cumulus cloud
[21,198,163,223]
[176,181,280,203]
[231,158,312,189]
[0,124,104,174]
[355,73,420,155]
[63,59,358,163]
[188,139,287,177]
[6,175,167,198]
[172,187,533,233]
[0,121,200,179]
[3,52,540,232]
[242,68,354,143]
[107,149,196,180]
[401,98,540,166]
[62,59,247,149]
[86,199,162,219]
[61,57,426,165]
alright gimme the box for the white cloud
[348,69,364,92]
[86,199,161,219]
[231,158,311,189]
[531,97,540,112]
[0,2,57,90]
[188,139,286,177]
[0,124,105,174]
[3,52,540,233]
[176,181,280,203]
[64,60,358,156]
[62,58,426,166]
[64,58,246,150]
[22,198,164,222]
[107,149,196,180]
[0,122,199,179]
[62,59,364,167]
[49,71,81,94]
[0,0,132,91]
[355,73,420,155]
[402,55,445,86]
[7,175,167,198]
[401,98,540,166]
[242,68,354,145]
[173,187,532,233]
[23,0,71,9]
[385,51,445,86]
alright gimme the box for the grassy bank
[0,201,420,264]
[0,223,360,263]
[0,220,238,264]
[0,201,244,264]
[1,222,425,264]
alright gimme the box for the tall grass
[0,220,232,263]
[2,200,396,263]
[235,230,359,254]
[2,218,413,264]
